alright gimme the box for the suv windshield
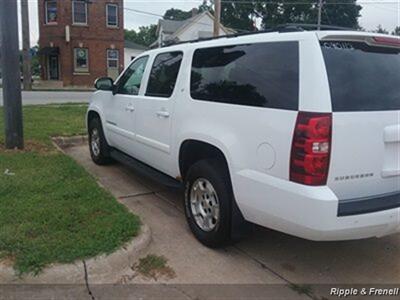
[321,41,400,112]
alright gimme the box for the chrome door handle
[156,111,170,118]
[125,104,135,112]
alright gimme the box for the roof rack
[161,23,357,48]
[278,23,354,31]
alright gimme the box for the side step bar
[110,149,182,189]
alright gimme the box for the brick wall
[39,0,124,87]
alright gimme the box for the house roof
[152,11,236,48]
[124,40,148,50]
[158,19,187,34]
[157,13,204,36]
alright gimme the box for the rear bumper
[233,169,400,241]
[338,191,400,216]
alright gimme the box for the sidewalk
[0,88,92,106]
[32,80,95,92]
[0,80,94,92]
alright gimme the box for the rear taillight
[290,112,332,186]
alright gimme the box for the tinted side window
[146,52,183,98]
[191,42,299,110]
[117,56,149,95]
[321,41,400,111]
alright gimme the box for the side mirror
[94,77,114,91]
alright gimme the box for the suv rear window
[321,41,400,111]
[191,42,299,110]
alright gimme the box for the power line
[124,7,247,32]
[121,0,398,2]
[124,7,165,18]
[226,1,399,5]
[121,0,400,4]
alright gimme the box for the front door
[103,56,149,157]
[48,55,59,80]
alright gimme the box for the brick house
[38,0,124,87]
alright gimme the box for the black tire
[88,117,112,165]
[184,159,233,248]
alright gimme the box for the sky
[19,0,400,47]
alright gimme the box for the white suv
[87,29,400,247]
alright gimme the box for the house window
[74,48,89,73]
[106,4,118,27]
[107,50,119,68]
[72,0,87,25]
[45,0,57,24]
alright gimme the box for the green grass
[136,254,175,280]
[0,104,141,275]
[0,104,87,146]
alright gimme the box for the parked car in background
[87,29,400,247]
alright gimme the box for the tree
[255,0,361,29]
[164,0,363,33]
[164,8,192,20]
[220,0,257,32]
[322,1,362,28]
[375,24,389,34]
[136,0,364,44]
[162,1,254,32]
[124,25,157,47]
[163,1,213,21]
[198,0,213,13]
[392,26,400,36]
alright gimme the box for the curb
[0,225,151,284]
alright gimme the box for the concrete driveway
[63,144,400,298]
[0,88,91,106]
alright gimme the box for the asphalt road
[0,88,92,106]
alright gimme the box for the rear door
[320,35,400,199]
[134,51,183,175]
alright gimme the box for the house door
[48,55,59,80]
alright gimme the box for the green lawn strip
[0,104,88,146]
[0,104,141,275]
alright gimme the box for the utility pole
[0,0,24,149]
[213,0,221,37]
[317,0,323,31]
[21,0,32,91]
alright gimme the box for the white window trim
[107,49,119,69]
[74,48,89,73]
[45,0,57,24]
[72,0,88,25]
[106,4,118,28]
